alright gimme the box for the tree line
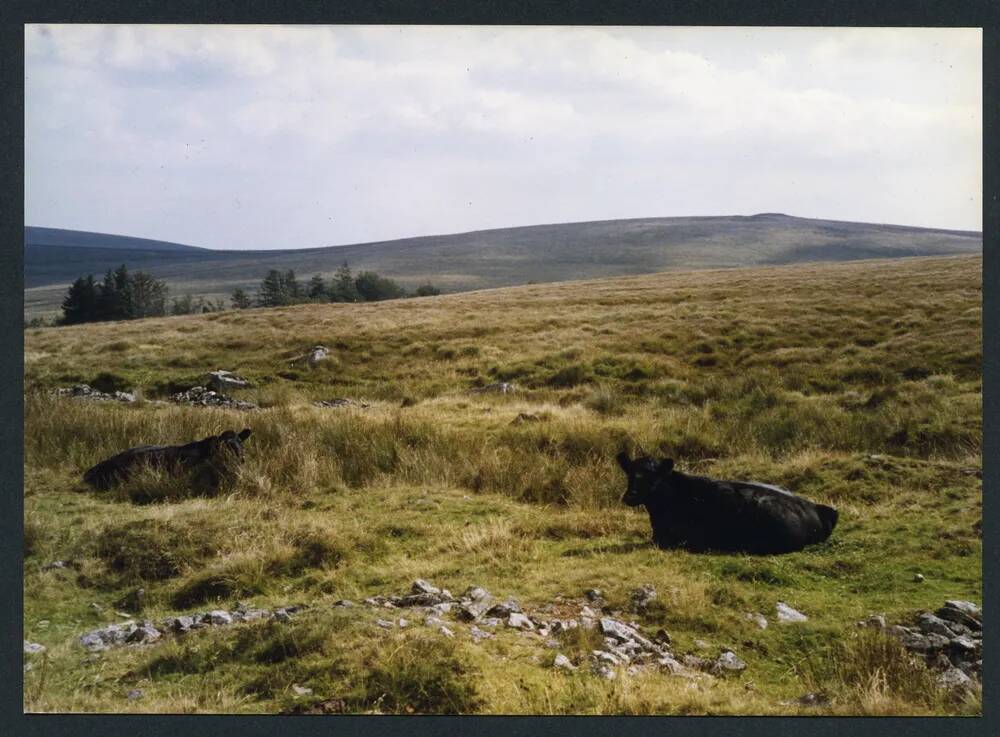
[233,262,439,309]
[59,262,440,325]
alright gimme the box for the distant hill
[24,215,982,318]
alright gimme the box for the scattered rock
[288,345,330,368]
[775,602,808,623]
[375,618,395,629]
[206,370,250,392]
[333,599,354,608]
[937,667,976,695]
[438,626,455,638]
[553,653,576,671]
[857,614,886,630]
[745,612,768,630]
[486,599,522,618]
[913,573,925,583]
[584,589,603,603]
[126,689,144,701]
[291,684,314,698]
[783,692,830,707]
[412,579,441,595]
[470,625,494,642]
[42,560,71,571]
[169,386,258,411]
[125,622,161,644]
[56,384,136,404]
[398,618,409,628]
[470,382,517,395]
[507,613,535,630]
[628,584,657,612]
[23,641,46,655]
[600,617,654,650]
[313,398,370,409]
[205,610,233,626]
[711,650,746,675]
[916,613,957,638]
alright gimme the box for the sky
[25,25,982,250]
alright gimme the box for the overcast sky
[25,25,982,250]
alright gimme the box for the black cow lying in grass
[83,429,252,491]
[617,453,838,554]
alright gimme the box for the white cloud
[24,25,982,248]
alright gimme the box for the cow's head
[199,428,252,463]
[616,452,674,507]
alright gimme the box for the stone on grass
[917,612,957,638]
[711,650,747,675]
[775,602,808,623]
[292,684,313,697]
[553,653,576,671]
[412,579,441,596]
[206,610,233,626]
[438,626,455,638]
[207,370,250,392]
[126,689,144,701]
[507,613,534,630]
[937,667,976,694]
[745,612,768,630]
[23,641,46,655]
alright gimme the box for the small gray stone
[125,623,161,644]
[206,610,233,626]
[42,560,70,571]
[79,632,108,652]
[745,612,768,630]
[463,585,491,601]
[628,584,657,611]
[292,684,313,697]
[712,650,747,674]
[398,618,409,628]
[507,612,535,630]
[272,608,292,622]
[486,599,522,618]
[438,626,455,638]
[23,641,46,655]
[937,667,976,693]
[775,602,807,623]
[480,617,501,628]
[553,653,576,670]
[411,579,441,595]
[470,625,494,642]
[943,600,980,617]
[333,599,354,607]
[913,573,925,583]
[917,613,957,638]
[424,615,444,627]
[375,618,394,629]
[126,689,144,701]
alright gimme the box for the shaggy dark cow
[617,453,838,554]
[82,429,252,490]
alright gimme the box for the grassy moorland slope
[23,255,981,714]
[24,215,981,318]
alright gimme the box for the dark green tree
[307,274,327,301]
[60,274,99,325]
[329,261,361,302]
[355,271,407,302]
[414,284,441,297]
[284,270,303,302]
[258,269,289,307]
[123,271,168,319]
[231,288,253,309]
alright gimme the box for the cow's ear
[658,458,675,474]
[616,451,632,471]
[238,428,252,442]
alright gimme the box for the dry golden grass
[23,255,981,715]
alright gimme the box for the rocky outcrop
[470,382,517,395]
[313,398,371,409]
[168,386,258,411]
[77,603,305,651]
[863,599,982,696]
[56,384,136,403]
[206,371,251,392]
